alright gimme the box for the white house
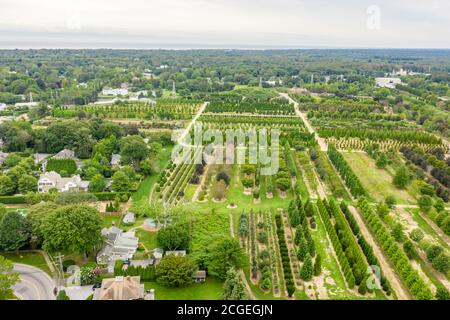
[37,171,89,193]
[102,87,129,96]
[97,227,139,273]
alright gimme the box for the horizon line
[1,46,450,51]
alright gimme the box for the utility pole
[54,253,65,289]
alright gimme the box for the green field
[136,229,158,251]
[342,152,416,204]
[131,145,174,203]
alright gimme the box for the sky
[0,0,449,49]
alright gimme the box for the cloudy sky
[0,0,449,49]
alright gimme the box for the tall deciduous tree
[41,205,102,255]
[111,170,131,192]
[157,224,190,251]
[156,255,197,287]
[0,175,14,195]
[0,211,32,251]
[206,238,246,280]
[88,174,106,192]
[18,175,38,194]
[120,135,149,169]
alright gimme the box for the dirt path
[309,160,327,199]
[395,207,450,249]
[347,206,410,300]
[396,206,450,245]
[177,101,208,147]
[239,270,256,300]
[279,92,328,152]
[229,213,235,238]
[395,208,450,289]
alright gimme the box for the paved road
[13,264,56,300]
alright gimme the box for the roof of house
[193,270,206,279]
[130,259,155,267]
[98,227,138,261]
[39,171,83,189]
[94,276,144,300]
[53,149,76,159]
[123,212,135,223]
[111,154,121,165]
[0,152,7,165]
[34,153,51,163]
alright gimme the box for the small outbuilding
[192,270,206,283]
[123,212,136,224]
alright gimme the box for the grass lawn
[144,278,223,300]
[101,214,121,228]
[0,251,52,275]
[136,229,158,251]
[408,208,450,251]
[132,145,174,203]
[184,183,197,201]
[311,206,352,299]
[132,176,155,202]
[342,152,416,204]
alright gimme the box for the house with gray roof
[97,226,139,273]
[53,149,76,159]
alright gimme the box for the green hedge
[0,192,130,204]
[46,159,77,175]
[114,260,155,281]
[0,195,27,204]
[90,192,130,201]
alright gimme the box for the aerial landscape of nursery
[0,49,449,301]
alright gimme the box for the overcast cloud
[0,0,449,48]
